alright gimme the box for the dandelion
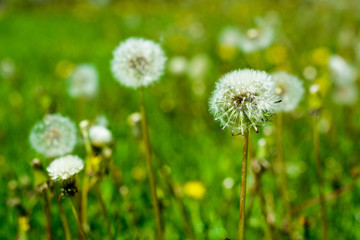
[111,38,166,88]
[272,71,304,112]
[209,69,279,136]
[29,114,77,158]
[209,68,278,240]
[328,55,357,86]
[237,19,274,53]
[183,181,206,200]
[67,64,99,99]
[89,125,113,147]
[332,84,358,105]
[47,155,84,182]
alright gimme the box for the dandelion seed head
[328,55,357,85]
[47,155,83,181]
[272,71,304,112]
[238,20,274,53]
[209,69,279,135]
[30,114,77,158]
[67,64,98,99]
[89,125,113,147]
[111,38,166,88]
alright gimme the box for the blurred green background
[1,0,360,239]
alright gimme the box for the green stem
[313,117,328,240]
[55,189,72,240]
[139,87,163,240]
[276,113,293,238]
[95,182,113,240]
[43,188,54,240]
[70,197,88,240]
[80,122,92,231]
[238,129,249,240]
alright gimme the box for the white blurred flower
[30,114,77,158]
[0,58,16,79]
[223,177,234,189]
[209,69,279,135]
[272,71,304,112]
[67,64,99,99]
[89,125,113,147]
[328,55,357,86]
[168,56,188,75]
[47,155,84,181]
[111,38,166,88]
[332,84,358,105]
[218,26,242,47]
[187,54,211,80]
[238,19,274,53]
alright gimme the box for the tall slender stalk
[43,188,54,240]
[70,197,88,240]
[238,129,249,240]
[313,116,328,240]
[139,87,163,240]
[276,113,293,237]
[80,122,92,231]
[55,189,72,240]
[95,182,113,240]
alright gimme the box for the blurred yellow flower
[183,181,206,200]
[18,216,30,232]
[56,60,74,79]
[311,47,330,66]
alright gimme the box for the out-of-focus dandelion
[328,55,357,86]
[89,125,113,148]
[127,112,142,138]
[29,114,77,158]
[272,71,304,112]
[168,56,188,75]
[209,68,278,240]
[237,19,274,53]
[111,38,166,88]
[183,181,206,200]
[0,58,16,79]
[67,64,99,99]
[332,84,358,105]
[223,177,235,189]
[209,69,279,136]
[111,37,166,240]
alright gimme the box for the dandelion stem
[313,116,328,240]
[139,87,163,240]
[95,182,113,240]
[276,113,293,237]
[70,197,88,240]
[43,188,54,240]
[80,123,92,232]
[55,189,72,240]
[238,128,249,240]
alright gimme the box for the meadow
[0,0,360,239]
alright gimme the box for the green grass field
[1,0,360,239]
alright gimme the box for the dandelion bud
[111,38,166,89]
[209,69,279,135]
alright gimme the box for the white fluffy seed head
[209,69,279,135]
[111,38,167,89]
[328,55,357,86]
[47,155,84,181]
[30,114,77,158]
[89,125,113,147]
[272,71,304,112]
[67,64,99,99]
[238,19,274,53]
